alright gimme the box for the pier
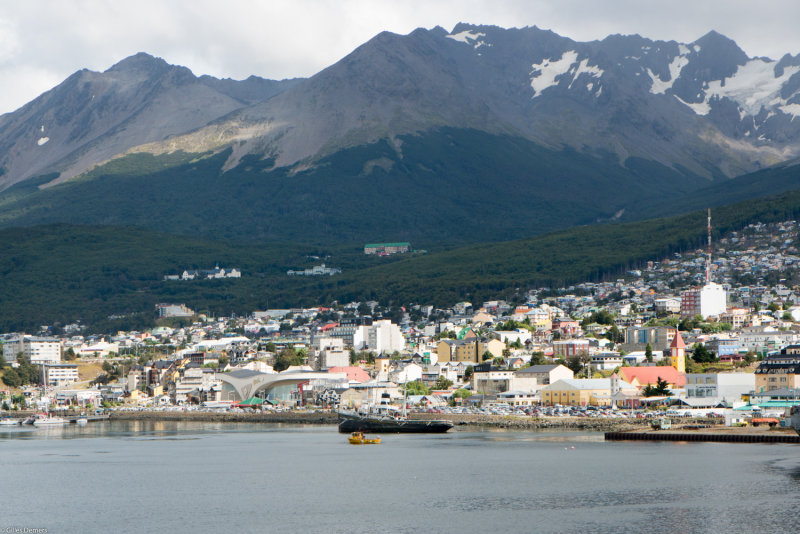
[605,430,800,444]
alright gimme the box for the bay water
[2,421,799,533]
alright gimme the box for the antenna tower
[705,208,711,284]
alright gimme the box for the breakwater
[108,410,677,432]
[606,429,800,444]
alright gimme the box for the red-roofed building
[327,366,370,383]
[320,322,339,332]
[618,366,686,391]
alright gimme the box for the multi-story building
[43,364,79,387]
[2,334,62,364]
[680,282,727,319]
[436,338,486,364]
[552,339,590,358]
[754,354,800,392]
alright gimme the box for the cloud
[0,0,798,114]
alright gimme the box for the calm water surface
[1,421,799,533]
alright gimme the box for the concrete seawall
[108,410,683,432]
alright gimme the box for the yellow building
[437,338,485,364]
[539,377,638,406]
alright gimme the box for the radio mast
[705,208,712,284]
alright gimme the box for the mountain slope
[0,129,703,245]
[0,53,299,189]
[5,186,800,332]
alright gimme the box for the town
[2,219,800,425]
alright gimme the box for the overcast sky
[1,0,799,115]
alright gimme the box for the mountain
[0,53,300,190]
[1,24,800,244]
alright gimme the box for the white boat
[0,418,21,426]
[32,416,68,426]
[75,417,88,425]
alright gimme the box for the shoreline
[106,410,707,432]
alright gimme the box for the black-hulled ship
[337,392,454,433]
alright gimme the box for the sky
[1,0,799,115]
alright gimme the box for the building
[666,330,686,374]
[685,373,755,405]
[352,320,405,354]
[654,297,681,314]
[2,334,62,364]
[552,339,590,358]
[539,377,637,406]
[680,282,726,319]
[471,363,514,395]
[754,354,800,392]
[43,364,79,387]
[287,264,341,276]
[436,338,486,364]
[618,366,686,391]
[363,242,411,255]
[512,364,574,388]
[155,303,194,318]
[622,326,676,352]
[590,353,623,371]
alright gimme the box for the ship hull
[338,412,453,433]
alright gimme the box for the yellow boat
[348,431,381,445]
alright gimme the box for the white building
[354,320,405,354]
[681,282,727,319]
[3,334,62,364]
[685,373,755,406]
[44,364,79,387]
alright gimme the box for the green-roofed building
[364,242,411,255]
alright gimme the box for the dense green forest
[3,185,800,332]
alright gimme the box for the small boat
[348,431,381,445]
[75,417,88,425]
[32,416,68,426]
[0,418,21,426]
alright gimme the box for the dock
[605,430,800,444]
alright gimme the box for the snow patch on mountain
[446,30,487,48]
[648,54,690,94]
[530,51,603,97]
[781,103,800,118]
[674,95,710,115]
[705,59,800,116]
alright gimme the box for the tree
[1,368,21,387]
[481,350,493,361]
[404,380,430,395]
[565,355,583,375]
[274,347,305,372]
[63,347,77,361]
[768,302,781,313]
[642,377,672,397]
[692,343,716,363]
[645,343,653,363]
[463,366,474,382]
[528,351,547,366]
[434,376,453,390]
